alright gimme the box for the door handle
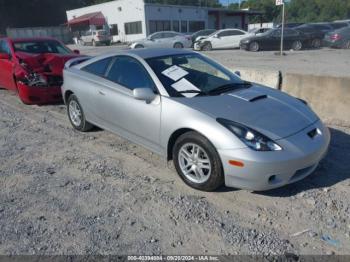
[98,90,105,96]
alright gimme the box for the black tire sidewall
[292,40,302,50]
[174,42,183,49]
[249,42,259,52]
[173,132,224,191]
[67,94,92,132]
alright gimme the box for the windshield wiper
[178,90,207,96]
[208,81,252,95]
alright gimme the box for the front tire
[311,38,321,49]
[202,42,212,51]
[67,94,93,132]
[173,132,224,191]
[135,44,144,49]
[249,41,259,52]
[344,40,350,49]
[292,40,302,51]
[173,42,184,49]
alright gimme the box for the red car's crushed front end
[14,52,80,104]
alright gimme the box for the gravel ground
[69,44,350,77]
[0,85,350,255]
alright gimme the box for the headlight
[23,72,48,87]
[217,118,282,151]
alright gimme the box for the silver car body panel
[62,48,330,191]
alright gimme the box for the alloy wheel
[69,100,82,127]
[178,143,212,184]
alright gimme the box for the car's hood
[173,85,319,140]
[15,51,80,75]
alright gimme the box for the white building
[66,0,262,43]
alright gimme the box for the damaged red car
[0,37,82,104]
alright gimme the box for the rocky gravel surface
[0,89,350,256]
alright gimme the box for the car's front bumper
[218,121,331,191]
[193,42,204,51]
[17,82,63,105]
[240,42,250,50]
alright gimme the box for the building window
[172,20,180,32]
[149,20,171,34]
[124,21,142,35]
[110,24,118,35]
[181,21,188,33]
[189,21,205,33]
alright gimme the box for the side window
[163,32,175,38]
[232,30,245,35]
[218,31,227,37]
[0,40,11,55]
[152,33,163,40]
[106,56,154,91]
[82,57,113,76]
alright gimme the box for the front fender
[160,97,246,153]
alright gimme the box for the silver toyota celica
[62,48,330,192]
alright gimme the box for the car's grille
[46,75,63,87]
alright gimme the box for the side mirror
[73,49,80,55]
[0,53,10,60]
[234,71,241,77]
[133,88,156,102]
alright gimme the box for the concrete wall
[282,74,350,126]
[230,67,281,89]
[230,67,350,125]
[6,26,72,44]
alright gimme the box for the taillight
[330,34,341,40]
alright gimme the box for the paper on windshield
[171,78,201,98]
[162,65,189,81]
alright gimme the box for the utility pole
[280,1,285,56]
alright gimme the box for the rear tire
[202,42,212,51]
[67,94,93,132]
[173,131,224,191]
[173,42,184,49]
[311,38,321,49]
[292,40,302,51]
[249,41,259,52]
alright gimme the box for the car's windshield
[146,53,246,98]
[13,40,72,54]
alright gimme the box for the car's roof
[10,37,60,43]
[124,48,194,59]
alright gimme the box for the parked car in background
[328,22,349,30]
[80,30,111,46]
[240,28,307,51]
[194,29,251,51]
[294,24,326,48]
[191,29,216,44]
[324,26,350,49]
[248,28,272,35]
[62,48,330,191]
[276,23,304,29]
[334,19,350,26]
[0,37,82,104]
[129,31,192,49]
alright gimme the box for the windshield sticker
[171,78,200,98]
[162,65,189,81]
